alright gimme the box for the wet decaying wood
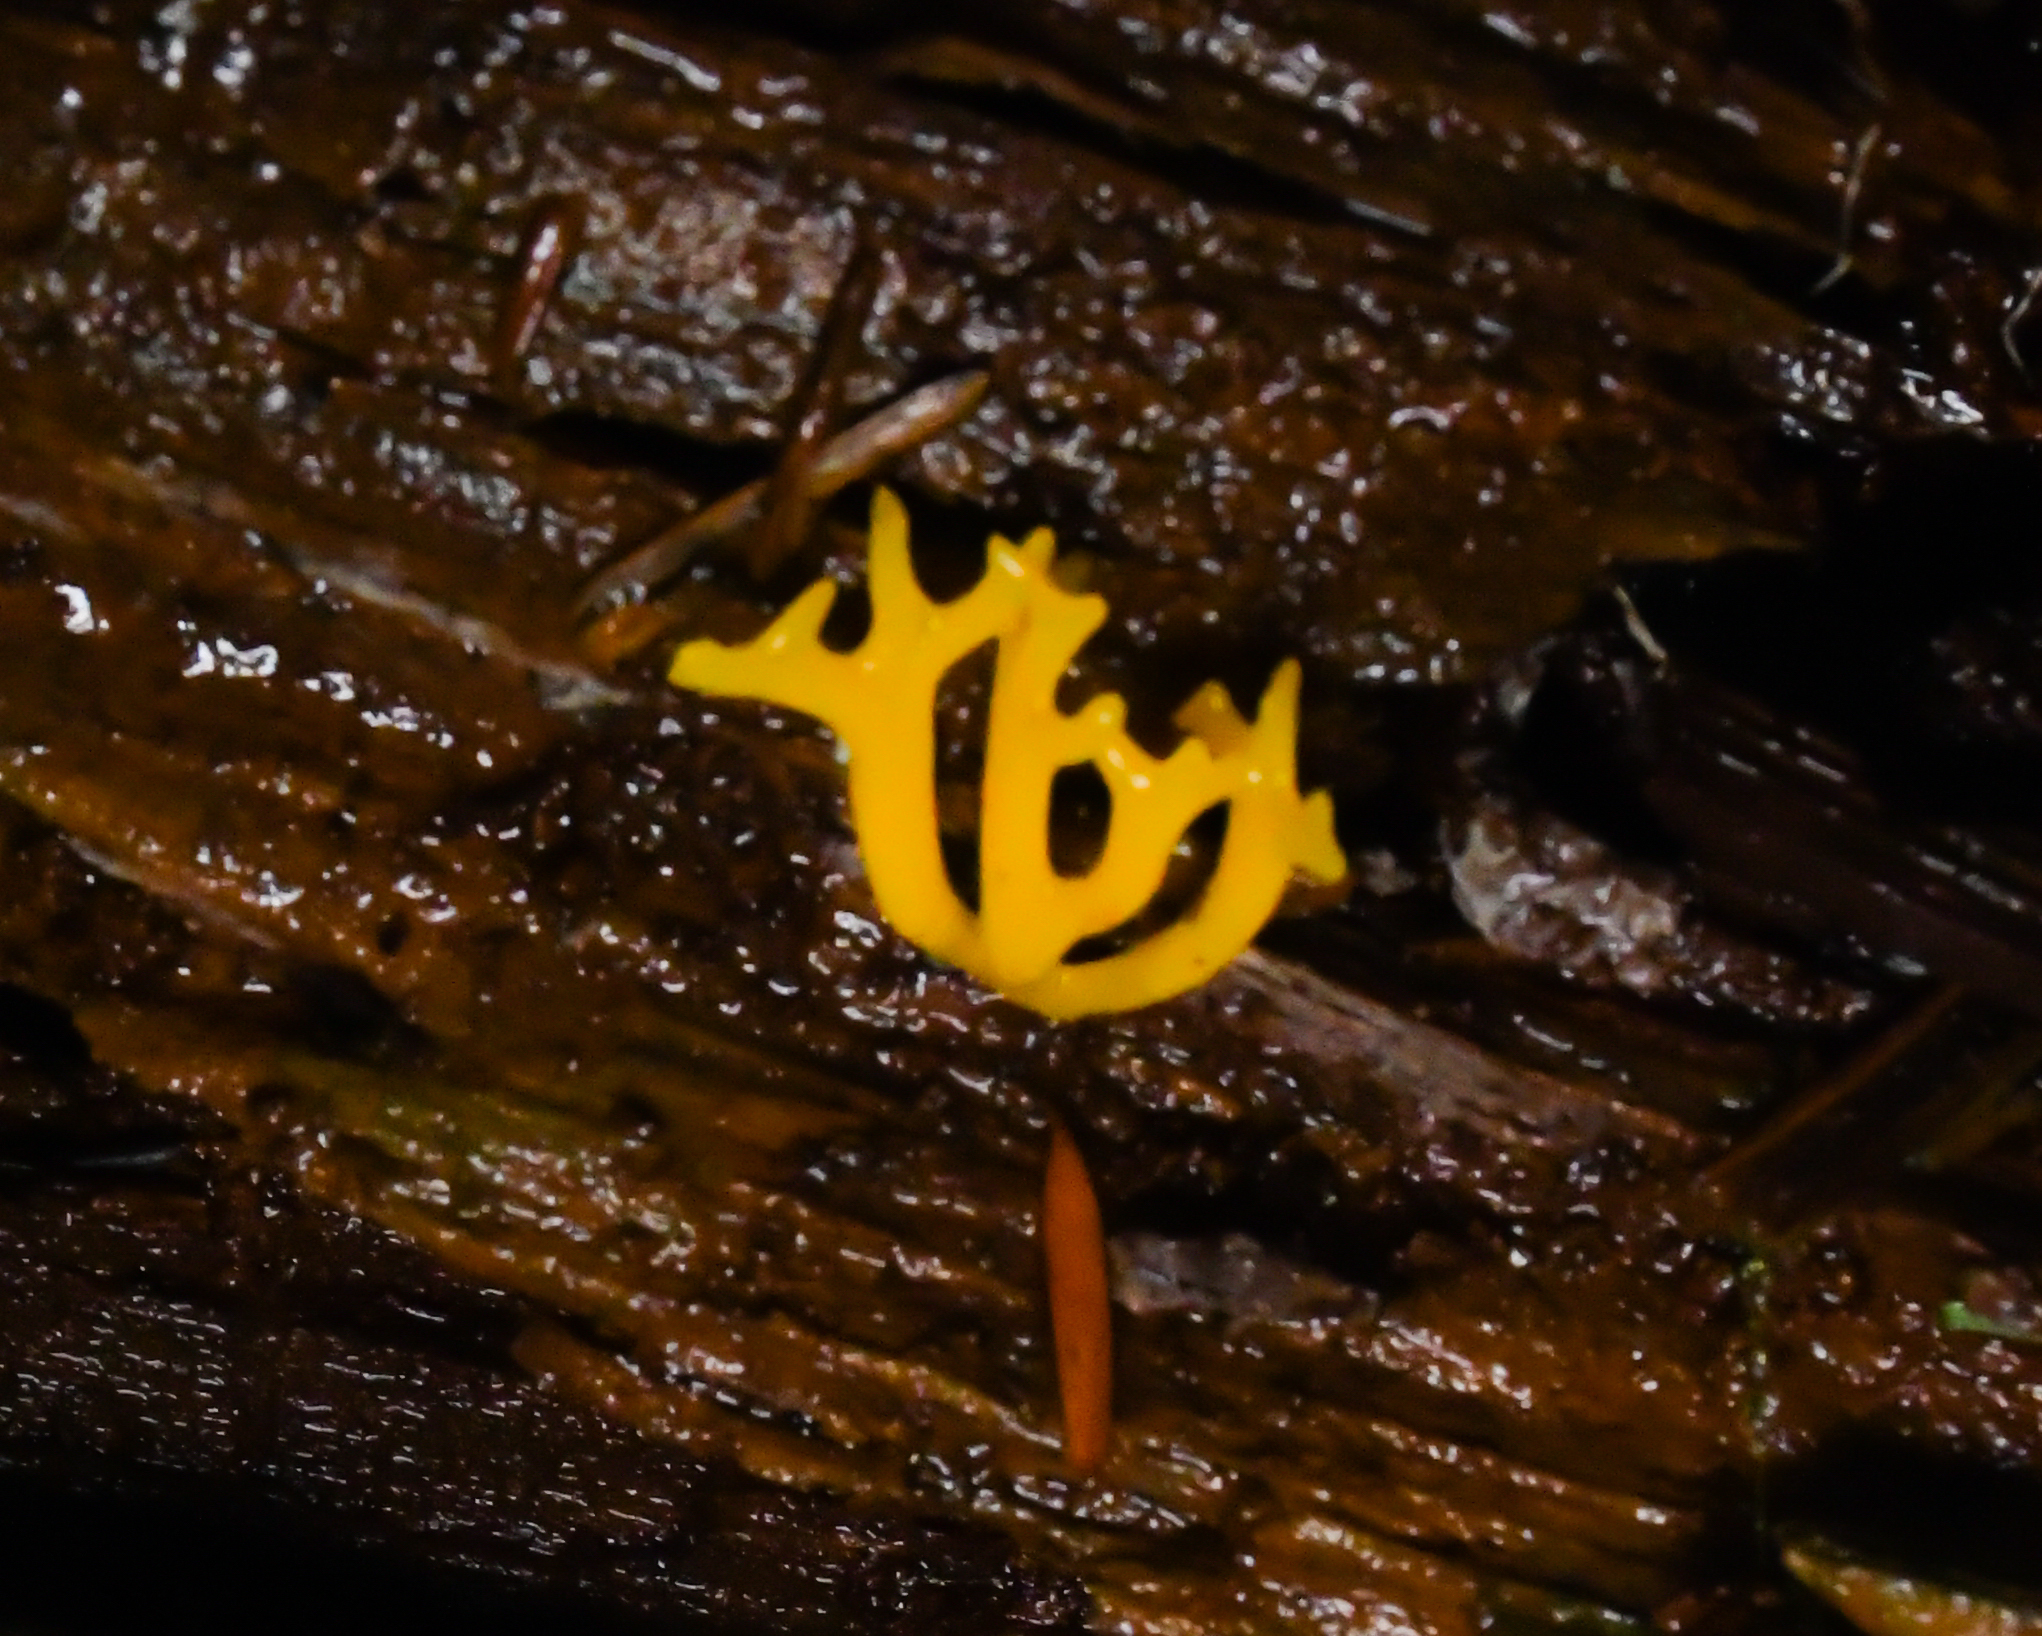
[0,0,2040,1630]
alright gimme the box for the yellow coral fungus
[669,488,1346,1019]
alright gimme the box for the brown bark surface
[1,0,2040,1630]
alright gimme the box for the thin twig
[747,231,886,582]
[1702,983,1964,1222]
[1612,585,1668,669]
[2002,266,2042,377]
[574,369,990,621]
[1812,122,1879,296]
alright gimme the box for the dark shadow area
[281,963,433,1066]
[522,409,781,495]
[0,1472,665,1636]
[1769,1431,2042,1592]
[0,985,89,1077]
[1860,0,2042,142]
[1623,437,2042,829]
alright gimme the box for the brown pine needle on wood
[573,370,990,625]
[1043,1116,1112,1474]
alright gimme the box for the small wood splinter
[493,196,583,384]
[1043,1116,1112,1474]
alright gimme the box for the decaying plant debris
[1,0,2040,1631]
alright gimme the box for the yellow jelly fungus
[669,488,1347,1020]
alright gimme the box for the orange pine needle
[1043,1117,1113,1474]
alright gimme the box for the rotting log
[0,0,2040,1631]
